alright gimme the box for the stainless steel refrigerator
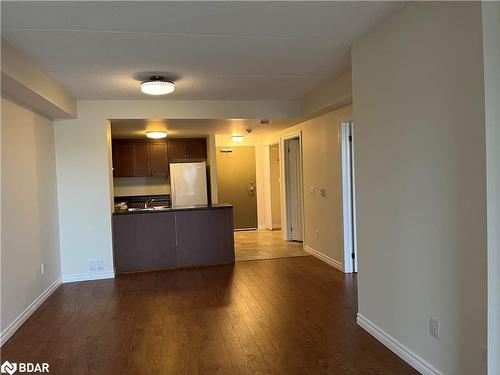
[169,161,208,207]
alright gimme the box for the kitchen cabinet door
[186,139,207,159]
[112,142,133,177]
[131,142,150,176]
[149,141,168,176]
[168,139,187,159]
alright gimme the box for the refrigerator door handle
[171,176,176,206]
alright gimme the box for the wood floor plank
[1,256,417,374]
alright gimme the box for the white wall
[1,97,61,338]
[482,2,500,373]
[264,105,352,269]
[352,3,486,374]
[55,100,296,278]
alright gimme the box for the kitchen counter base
[112,205,234,273]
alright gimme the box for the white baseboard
[258,224,266,230]
[357,314,443,375]
[1,277,61,346]
[304,245,344,272]
[62,271,115,283]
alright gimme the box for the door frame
[263,144,272,230]
[263,142,281,230]
[341,121,358,273]
[280,131,305,241]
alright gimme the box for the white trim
[304,245,344,272]
[258,224,266,230]
[62,271,115,283]
[340,121,358,273]
[1,277,61,346]
[357,314,443,375]
[280,131,305,242]
[263,144,273,230]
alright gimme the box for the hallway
[234,230,308,261]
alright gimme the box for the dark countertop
[113,203,233,215]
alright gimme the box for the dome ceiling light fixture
[140,76,175,95]
[146,131,168,139]
[232,135,244,143]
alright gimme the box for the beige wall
[264,105,352,267]
[269,145,281,229]
[113,177,170,197]
[352,3,486,374]
[300,71,352,117]
[1,40,76,119]
[1,97,61,337]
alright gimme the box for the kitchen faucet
[144,198,154,209]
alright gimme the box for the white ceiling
[2,1,404,100]
[110,118,299,139]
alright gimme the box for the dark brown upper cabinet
[186,139,207,159]
[149,141,168,176]
[112,141,133,177]
[168,138,207,160]
[131,142,150,177]
[112,140,168,178]
[167,139,188,160]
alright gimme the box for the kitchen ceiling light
[146,131,167,139]
[232,135,244,143]
[140,76,175,95]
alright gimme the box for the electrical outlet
[430,317,440,340]
[309,186,315,195]
[96,259,105,272]
[88,260,97,272]
[40,263,44,275]
[315,230,320,240]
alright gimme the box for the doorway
[216,146,258,230]
[283,135,304,242]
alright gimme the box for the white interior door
[287,138,303,241]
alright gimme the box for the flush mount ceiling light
[146,131,167,139]
[232,135,244,143]
[140,76,175,95]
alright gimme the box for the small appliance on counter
[170,161,208,207]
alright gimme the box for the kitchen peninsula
[110,128,234,274]
[112,204,234,273]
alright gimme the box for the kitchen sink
[126,206,170,212]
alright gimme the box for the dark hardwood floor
[1,256,417,374]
